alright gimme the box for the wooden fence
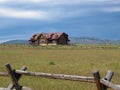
[0,64,120,90]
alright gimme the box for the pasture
[0,44,120,90]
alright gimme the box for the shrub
[49,61,55,65]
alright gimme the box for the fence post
[105,70,114,81]
[5,64,21,90]
[7,66,27,90]
[102,70,114,89]
[93,71,104,90]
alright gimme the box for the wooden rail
[0,70,95,83]
[0,64,120,90]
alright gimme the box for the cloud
[1,0,119,5]
[0,34,30,43]
[0,0,8,2]
[0,35,27,39]
[0,7,84,20]
[0,8,47,19]
[0,39,10,43]
[0,0,120,21]
[0,0,48,2]
[101,7,120,12]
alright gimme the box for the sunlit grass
[0,45,120,90]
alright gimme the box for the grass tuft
[49,61,55,65]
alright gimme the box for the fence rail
[0,64,120,90]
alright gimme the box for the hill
[1,37,120,45]
[70,37,111,44]
[1,40,29,44]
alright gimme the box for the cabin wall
[39,38,48,44]
[58,35,68,44]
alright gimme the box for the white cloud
[0,0,119,5]
[0,34,30,43]
[102,7,120,12]
[0,0,8,2]
[0,0,49,2]
[0,39,9,43]
[0,35,27,39]
[0,7,84,20]
[0,0,120,20]
[0,8,47,19]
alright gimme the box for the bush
[49,61,55,65]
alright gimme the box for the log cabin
[29,32,70,45]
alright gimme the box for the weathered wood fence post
[93,70,114,90]
[5,64,21,90]
[105,71,114,81]
[7,66,27,90]
[5,64,27,90]
[93,71,103,90]
[103,70,114,89]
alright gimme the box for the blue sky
[0,0,120,43]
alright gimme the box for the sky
[0,0,120,43]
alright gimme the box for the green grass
[0,45,120,90]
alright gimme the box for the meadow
[0,44,120,90]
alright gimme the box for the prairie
[0,44,120,90]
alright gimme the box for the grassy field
[0,44,120,90]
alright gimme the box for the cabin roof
[40,32,65,39]
[29,32,68,41]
